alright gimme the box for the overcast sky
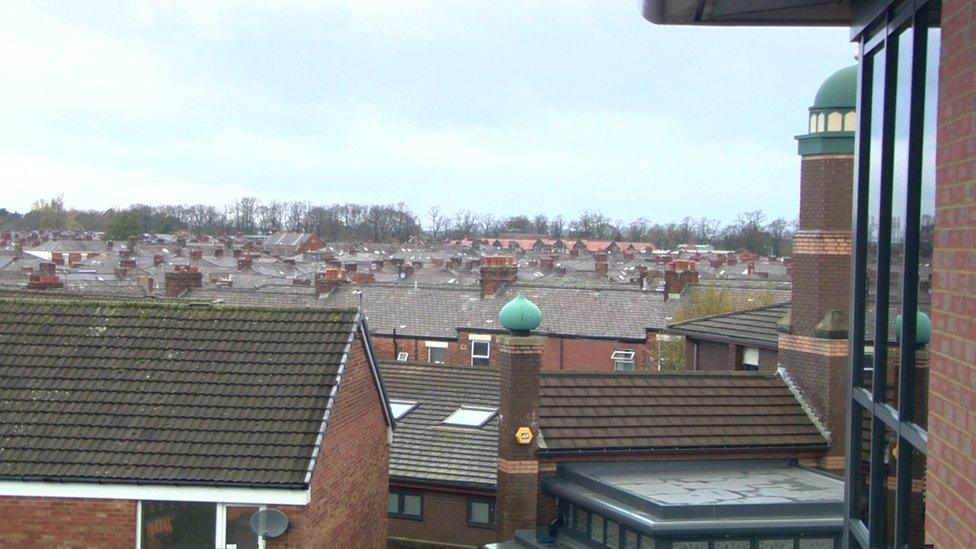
[0,1,854,224]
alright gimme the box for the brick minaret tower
[778,64,857,471]
[495,292,544,541]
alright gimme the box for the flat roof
[545,460,844,537]
[579,461,842,509]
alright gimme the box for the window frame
[136,501,266,549]
[611,349,636,371]
[470,340,491,366]
[427,346,446,364]
[396,351,409,362]
[388,488,424,521]
[465,496,496,529]
[845,1,937,548]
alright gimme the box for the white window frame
[470,340,490,366]
[396,351,409,362]
[442,405,497,428]
[427,347,446,364]
[136,501,267,549]
[611,349,636,371]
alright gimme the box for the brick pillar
[780,126,854,469]
[496,334,543,541]
[927,1,976,545]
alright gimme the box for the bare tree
[427,206,445,240]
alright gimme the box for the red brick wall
[372,332,657,372]
[272,335,390,549]
[686,340,778,372]
[0,497,136,549]
[387,486,497,548]
[927,0,976,546]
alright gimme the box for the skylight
[389,399,418,420]
[442,406,497,428]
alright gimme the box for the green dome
[499,292,542,335]
[813,65,858,110]
[895,311,932,347]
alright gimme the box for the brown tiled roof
[0,294,362,488]
[538,371,826,454]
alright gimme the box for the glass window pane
[140,501,216,549]
[225,506,260,549]
[472,341,489,357]
[605,519,620,548]
[403,494,422,518]
[429,347,446,364]
[590,513,604,543]
[865,44,886,369]
[388,492,399,514]
[624,529,639,549]
[799,538,836,549]
[469,501,490,524]
[573,507,587,532]
[758,540,795,549]
[673,542,708,549]
[716,541,752,549]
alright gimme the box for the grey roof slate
[380,362,498,489]
[0,294,361,488]
[326,282,680,341]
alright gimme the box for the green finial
[499,292,542,336]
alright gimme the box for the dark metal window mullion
[844,36,875,549]
[894,5,931,548]
[867,17,901,547]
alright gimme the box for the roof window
[389,399,418,420]
[443,406,497,428]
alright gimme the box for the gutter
[537,443,829,458]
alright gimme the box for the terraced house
[0,295,394,549]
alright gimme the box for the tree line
[3,196,794,254]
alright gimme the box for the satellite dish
[249,508,289,539]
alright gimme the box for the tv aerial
[249,508,289,539]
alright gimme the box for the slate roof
[667,303,791,349]
[263,232,313,247]
[0,295,363,489]
[326,282,680,341]
[380,362,498,490]
[538,371,827,454]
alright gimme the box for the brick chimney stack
[663,260,699,301]
[27,262,63,290]
[495,292,544,541]
[237,256,253,271]
[314,268,348,296]
[778,68,857,471]
[164,265,202,297]
[480,256,517,298]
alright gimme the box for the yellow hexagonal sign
[515,427,534,445]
